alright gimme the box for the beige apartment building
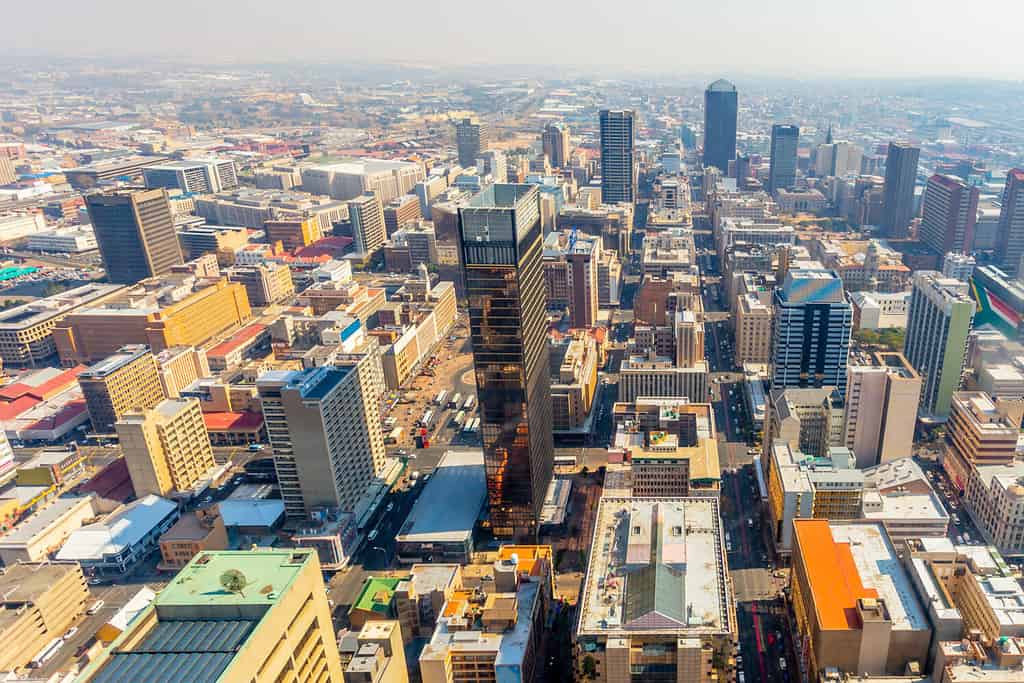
[0,283,124,368]
[75,549,344,683]
[154,345,210,397]
[943,391,1023,491]
[0,562,90,671]
[116,397,216,497]
[843,352,922,468]
[54,276,252,364]
[735,292,773,365]
[340,620,408,683]
[551,332,599,432]
[79,345,166,433]
[227,263,296,306]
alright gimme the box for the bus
[449,393,462,410]
[469,418,481,433]
[433,390,448,407]
[384,427,403,445]
[462,418,475,434]
[29,638,63,669]
[418,410,435,428]
[452,410,466,427]
[462,395,476,411]
[553,454,578,471]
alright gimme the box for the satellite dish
[220,569,249,595]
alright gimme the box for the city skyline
[4,1,1024,78]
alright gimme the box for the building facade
[768,124,799,193]
[80,345,165,433]
[86,188,184,284]
[704,79,738,174]
[599,110,636,205]
[920,174,980,256]
[880,142,920,238]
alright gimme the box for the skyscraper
[455,117,488,168]
[996,169,1024,275]
[348,191,387,256]
[257,361,386,520]
[542,122,571,168]
[880,142,920,238]
[85,188,183,284]
[599,109,636,205]
[768,124,799,193]
[919,174,979,256]
[903,271,976,418]
[703,79,738,173]
[771,269,853,396]
[458,184,553,539]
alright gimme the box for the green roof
[350,577,405,616]
[158,550,313,607]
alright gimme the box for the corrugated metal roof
[91,620,255,683]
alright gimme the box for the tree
[581,655,598,679]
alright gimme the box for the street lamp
[372,546,389,567]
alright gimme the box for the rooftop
[577,497,731,637]
[158,548,313,608]
[352,577,404,616]
[79,345,152,379]
[0,494,95,546]
[0,561,81,604]
[396,450,486,545]
[56,495,178,562]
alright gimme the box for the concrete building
[996,168,1024,276]
[177,224,249,264]
[65,155,168,189]
[341,620,408,683]
[599,109,636,205]
[57,494,179,575]
[0,562,89,671]
[300,159,424,204]
[542,122,571,168]
[155,345,210,398]
[158,508,228,570]
[143,158,239,194]
[385,221,438,271]
[226,263,295,306]
[79,345,165,433]
[735,292,773,365]
[0,494,98,565]
[264,217,322,250]
[766,441,864,555]
[420,546,552,683]
[550,332,599,433]
[881,142,921,238]
[575,497,735,682]
[844,352,922,468]
[618,353,709,403]
[771,269,853,395]
[86,188,184,284]
[943,252,977,282]
[395,450,486,565]
[0,283,123,368]
[941,391,1022,491]
[904,271,976,418]
[257,362,386,520]
[194,188,347,232]
[765,387,846,459]
[349,192,387,257]
[455,118,489,168]
[790,520,931,679]
[775,188,828,213]
[920,174,980,256]
[849,290,911,330]
[26,225,99,253]
[965,460,1024,555]
[116,398,216,498]
[74,549,344,683]
[768,124,799,193]
[54,276,253,365]
[383,194,422,236]
[458,185,553,539]
[394,564,462,642]
[542,230,601,328]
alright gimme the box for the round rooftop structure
[706,79,737,92]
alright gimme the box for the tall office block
[881,142,920,238]
[542,122,571,168]
[75,549,344,683]
[85,188,183,284]
[920,174,979,256]
[455,117,488,168]
[458,184,553,538]
[903,271,976,418]
[80,345,165,433]
[599,109,636,205]
[703,79,738,173]
[843,352,921,468]
[349,192,387,257]
[768,124,799,193]
[996,169,1024,275]
[116,398,215,498]
[771,269,853,395]
[257,362,386,520]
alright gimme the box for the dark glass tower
[881,142,920,238]
[599,109,636,204]
[458,184,553,539]
[768,124,799,193]
[85,188,182,284]
[703,79,738,173]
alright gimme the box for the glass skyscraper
[703,79,738,174]
[599,109,636,205]
[458,184,553,538]
[768,124,799,193]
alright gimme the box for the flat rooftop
[0,561,81,603]
[397,450,486,545]
[577,497,732,637]
[0,494,95,546]
[80,345,151,379]
[158,549,313,608]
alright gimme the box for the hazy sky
[6,0,1024,79]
